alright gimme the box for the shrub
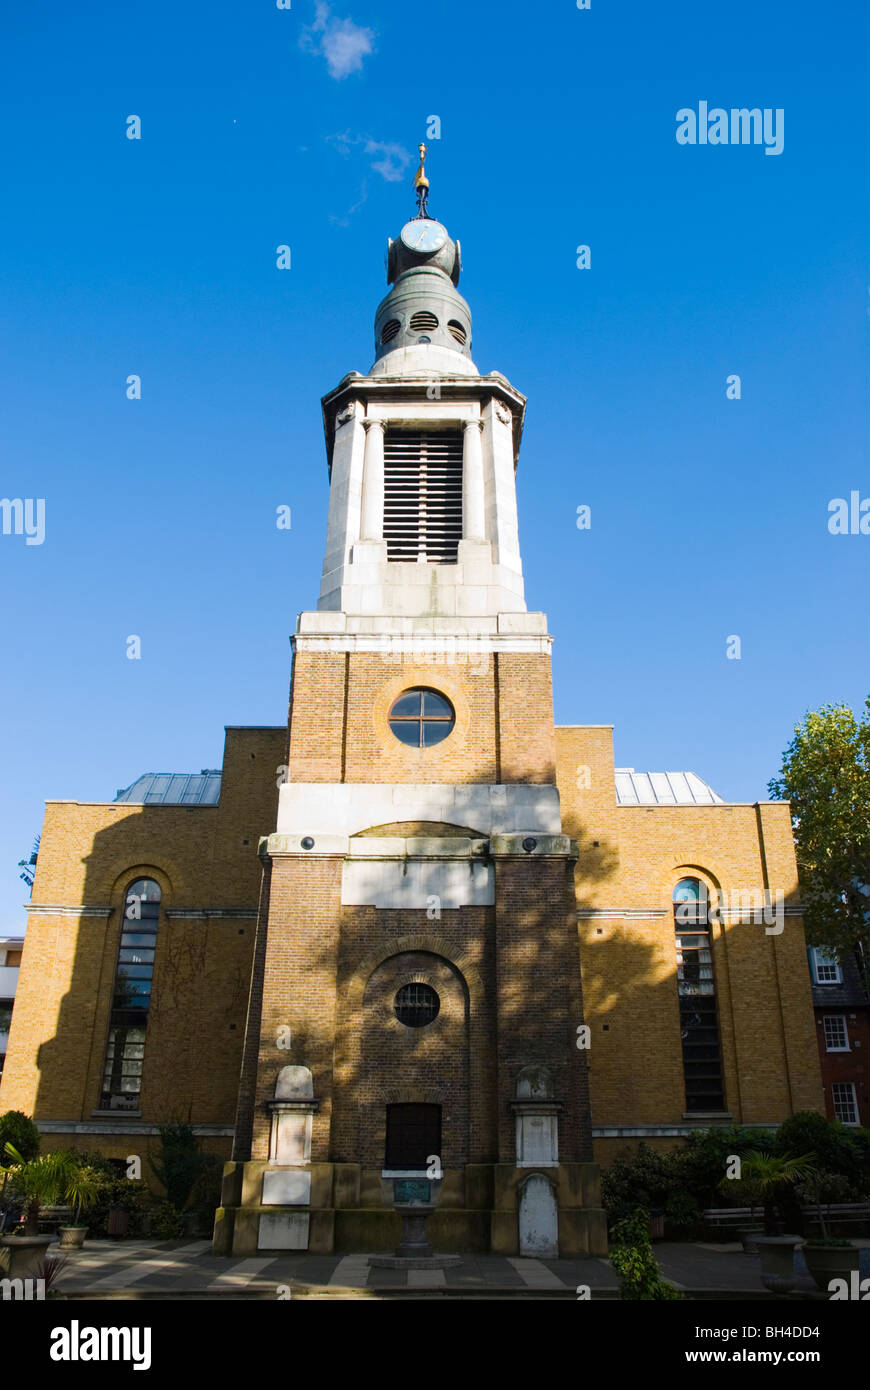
[609,1208,684,1300]
[0,1111,40,1163]
[678,1126,772,1208]
[188,1157,224,1237]
[600,1144,680,1227]
[83,1178,155,1239]
[149,1123,207,1212]
[775,1112,866,1192]
[151,1200,186,1240]
[664,1189,701,1232]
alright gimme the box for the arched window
[100,878,161,1111]
[673,878,724,1112]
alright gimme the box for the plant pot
[57,1226,88,1250]
[0,1234,54,1279]
[755,1234,804,1292]
[738,1226,762,1255]
[803,1243,860,1292]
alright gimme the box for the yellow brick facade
[555,725,824,1162]
[0,727,285,1171]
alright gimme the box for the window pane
[422,720,453,747]
[390,720,421,746]
[391,693,423,718]
[422,691,452,717]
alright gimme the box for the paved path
[43,1238,869,1298]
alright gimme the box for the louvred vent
[409,310,439,332]
[380,318,401,344]
[383,430,463,563]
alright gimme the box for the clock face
[400,219,448,254]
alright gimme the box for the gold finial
[414,142,429,192]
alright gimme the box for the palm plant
[4,1145,72,1234]
[63,1165,103,1227]
[725,1152,817,1235]
[3,1144,104,1235]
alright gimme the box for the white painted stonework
[258,1213,310,1250]
[275,1065,313,1100]
[518,1175,559,1258]
[262,1170,311,1206]
[515,1112,559,1167]
[277,782,563,839]
[342,854,494,909]
[269,1110,313,1166]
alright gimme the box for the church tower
[217,148,607,1257]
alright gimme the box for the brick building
[808,944,870,1128]
[0,158,824,1255]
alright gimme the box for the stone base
[214,1159,608,1257]
[368,1254,463,1269]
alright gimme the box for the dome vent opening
[447,320,467,345]
[380,318,401,345]
[409,310,439,332]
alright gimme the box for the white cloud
[301,2,375,80]
[327,131,412,183]
[363,139,411,183]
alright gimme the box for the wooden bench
[800,1202,870,1234]
[36,1205,73,1233]
[702,1207,763,1236]
[702,1203,870,1237]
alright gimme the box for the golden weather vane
[413,142,430,217]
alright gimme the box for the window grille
[823,1014,849,1051]
[832,1082,858,1125]
[101,878,160,1110]
[674,878,724,1111]
[813,948,841,984]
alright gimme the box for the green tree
[768,699,870,987]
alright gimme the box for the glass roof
[114,771,221,805]
[614,769,724,806]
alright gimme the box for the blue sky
[0,0,867,935]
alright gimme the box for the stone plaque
[262,1169,311,1206]
[258,1213,309,1250]
[394,1179,430,1204]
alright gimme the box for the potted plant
[738,1152,817,1292]
[57,1164,105,1249]
[2,1143,72,1234]
[798,1173,861,1290]
[0,1143,72,1277]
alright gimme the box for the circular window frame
[372,669,472,760]
[388,687,455,750]
[394,982,441,1029]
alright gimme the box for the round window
[394,983,440,1028]
[388,688,454,748]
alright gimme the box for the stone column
[360,419,385,541]
[462,419,485,541]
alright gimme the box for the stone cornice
[320,372,527,471]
